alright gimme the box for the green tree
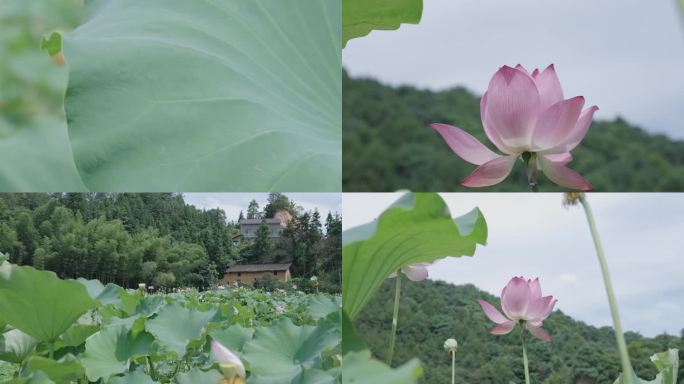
[247,199,260,219]
[250,218,272,263]
[355,279,682,383]
[15,211,39,265]
[153,272,176,290]
[0,193,339,292]
[263,193,293,218]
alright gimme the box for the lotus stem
[520,325,530,384]
[579,195,634,384]
[386,270,402,365]
[451,349,456,384]
[146,356,157,380]
[523,152,539,192]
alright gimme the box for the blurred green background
[0,0,87,191]
[0,0,83,135]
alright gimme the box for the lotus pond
[0,255,341,383]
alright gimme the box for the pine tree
[247,200,259,219]
[251,218,272,263]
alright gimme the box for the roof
[239,218,282,225]
[225,263,292,273]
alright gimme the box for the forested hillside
[355,279,684,383]
[343,71,684,191]
[0,193,341,291]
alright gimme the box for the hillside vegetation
[355,279,684,383]
[343,71,684,191]
[0,193,341,291]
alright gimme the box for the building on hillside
[220,263,292,285]
[233,209,292,246]
[240,218,283,238]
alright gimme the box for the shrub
[253,273,278,292]
[153,272,176,290]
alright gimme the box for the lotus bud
[138,283,146,295]
[211,340,246,382]
[444,338,458,353]
[388,263,431,281]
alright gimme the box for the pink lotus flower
[477,277,557,341]
[389,263,430,281]
[431,64,597,191]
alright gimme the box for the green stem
[146,356,157,380]
[520,326,530,384]
[523,152,539,192]
[49,342,54,360]
[386,271,402,365]
[579,195,634,384]
[451,350,455,384]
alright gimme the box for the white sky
[183,193,341,222]
[343,0,684,139]
[343,193,684,337]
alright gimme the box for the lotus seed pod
[444,338,458,352]
[563,192,585,207]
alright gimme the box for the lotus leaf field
[0,254,341,383]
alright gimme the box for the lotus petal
[430,123,499,165]
[461,155,517,188]
[485,66,540,150]
[539,156,592,191]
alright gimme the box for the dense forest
[355,279,683,383]
[0,193,341,291]
[343,71,684,191]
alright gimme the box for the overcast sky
[343,0,684,139]
[343,193,684,337]
[183,193,341,222]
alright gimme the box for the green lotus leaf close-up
[145,303,217,357]
[55,324,100,349]
[0,262,98,342]
[0,329,36,364]
[307,294,342,321]
[342,350,422,384]
[242,318,340,378]
[22,355,84,384]
[0,118,86,192]
[248,367,337,384]
[343,0,423,47]
[209,324,253,355]
[55,0,341,192]
[173,368,222,384]
[77,278,125,306]
[342,192,488,319]
[2,370,55,384]
[613,349,679,384]
[81,325,154,381]
[108,370,159,384]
